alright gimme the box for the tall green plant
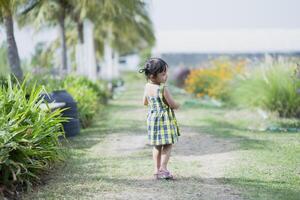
[0,76,67,193]
[231,62,300,117]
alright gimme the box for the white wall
[119,54,140,71]
[153,29,300,54]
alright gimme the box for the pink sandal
[157,169,174,180]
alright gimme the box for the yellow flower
[185,58,246,100]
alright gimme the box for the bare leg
[160,144,172,171]
[153,145,162,174]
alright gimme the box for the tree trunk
[58,7,67,74]
[77,20,84,44]
[112,51,120,79]
[3,10,23,81]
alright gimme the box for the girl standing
[139,58,180,180]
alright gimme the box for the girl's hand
[143,95,148,105]
[163,86,180,109]
[143,86,148,105]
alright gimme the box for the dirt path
[91,125,242,200]
[23,77,243,200]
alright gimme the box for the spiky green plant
[0,76,67,192]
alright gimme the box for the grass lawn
[189,108,300,199]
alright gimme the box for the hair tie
[139,68,146,73]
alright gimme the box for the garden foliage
[0,76,66,191]
[231,62,300,118]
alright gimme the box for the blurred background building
[150,0,300,68]
[1,0,300,73]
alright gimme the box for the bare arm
[163,86,180,109]
[143,86,148,106]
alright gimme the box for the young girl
[139,58,180,180]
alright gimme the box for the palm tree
[92,0,155,79]
[20,0,74,74]
[110,1,155,55]
[19,0,155,79]
[69,0,154,57]
[0,0,24,81]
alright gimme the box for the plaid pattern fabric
[146,84,180,146]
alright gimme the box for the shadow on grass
[196,124,274,150]
[222,177,300,200]
[93,175,300,200]
[107,103,142,112]
[28,149,300,200]
[175,117,276,156]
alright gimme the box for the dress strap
[160,83,166,90]
[158,84,166,102]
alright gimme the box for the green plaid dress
[146,84,180,146]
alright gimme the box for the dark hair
[139,58,168,79]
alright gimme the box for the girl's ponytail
[139,58,168,79]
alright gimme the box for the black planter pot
[51,90,75,103]
[62,118,81,137]
[60,102,78,118]
[46,90,79,118]
[40,90,80,137]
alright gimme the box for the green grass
[186,106,300,200]
[228,128,300,200]
[21,72,300,200]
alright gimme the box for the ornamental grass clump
[231,62,300,118]
[0,76,66,193]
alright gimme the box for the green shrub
[27,74,63,92]
[25,74,110,128]
[63,75,110,104]
[62,75,109,128]
[0,76,66,192]
[231,62,300,117]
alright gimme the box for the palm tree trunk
[75,19,84,75]
[58,7,67,74]
[77,20,84,44]
[3,10,23,81]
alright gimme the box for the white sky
[150,0,300,53]
[150,0,300,30]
